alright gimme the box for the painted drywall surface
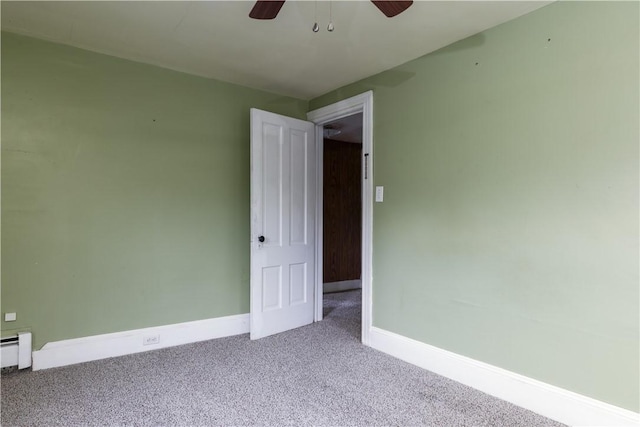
[1,32,308,349]
[311,2,639,412]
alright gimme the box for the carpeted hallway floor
[1,290,564,426]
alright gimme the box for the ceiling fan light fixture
[371,1,414,18]
[249,0,413,21]
[248,1,285,20]
[327,0,334,32]
[312,0,320,33]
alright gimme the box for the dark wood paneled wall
[323,139,362,283]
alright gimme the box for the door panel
[289,262,307,305]
[262,266,282,311]
[289,130,308,246]
[250,108,316,339]
[262,126,283,247]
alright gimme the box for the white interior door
[250,108,316,340]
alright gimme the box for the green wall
[1,32,307,350]
[311,1,639,412]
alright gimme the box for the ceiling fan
[249,1,413,20]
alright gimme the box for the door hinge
[364,153,369,179]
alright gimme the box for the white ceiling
[1,1,552,100]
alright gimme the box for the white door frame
[307,91,373,346]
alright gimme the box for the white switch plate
[4,312,17,322]
[375,186,384,202]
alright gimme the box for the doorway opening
[321,114,363,336]
[307,91,374,345]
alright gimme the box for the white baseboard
[323,279,362,294]
[369,327,639,427]
[32,313,249,371]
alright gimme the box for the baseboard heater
[1,332,32,369]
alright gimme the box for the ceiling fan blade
[249,1,286,20]
[370,1,413,18]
